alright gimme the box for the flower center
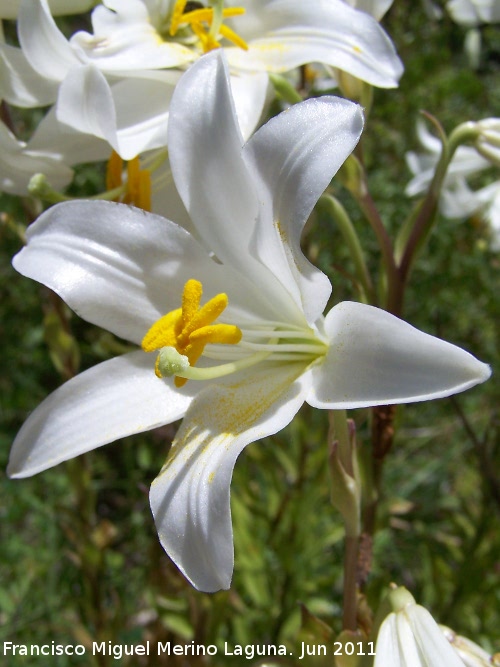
[106,151,152,211]
[168,0,248,53]
[142,279,329,387]
[142,279,242,387]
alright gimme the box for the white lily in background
[2,0,403,157]
[9,52,490,592]
[441,626,500,667]
[0,115,74,195]
[0,0,95,19]
[374,587,467,667]
[446,0,500,25]
[342,0,394,21]
[406,119,500,246]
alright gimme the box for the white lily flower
[9,52,490,592]
[406,120,500,245]
[341,0,394,21]
[441,626,499,667]
[4,0,402,157]
[0,0,95,19]
[446,0,500,26]
[405,120,491,198]
[374,588,467,667]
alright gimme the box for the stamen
[106,150,123,191]
[142,279,327,387]
[218,24,248,50]
[104,151,152,211]
[142,279,242,386]
[169,0,188,35]
[169,0,248,53]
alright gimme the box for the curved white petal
[168,51,256,265]
[226,0,403,88]
[70,0,195,72]
[150,362,309,592]
[0,0,95,19]
[244,96,363,323]
[18,0,81,81]
[168,50,304,325]
[408,606,466,666]
[56,65,176,158]
[0,44,58,107]
[28,108,111,166]
[375,613,421,666]
[342,0,394,21]
[307,302,491,409]
[13,200,280,346]
[0,121,73,195]
[230,71,270,140]
[8,351,195,478]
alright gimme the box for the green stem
[318,195,376,305]
[398,121,480,288]
[328,410,361,632]
[269,73,303,104]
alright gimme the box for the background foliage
[1,2,499,665]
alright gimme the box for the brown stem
[343,536,359,631]
[363,405,397,538]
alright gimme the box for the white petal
[244,96,363,323]
[446,0,481,25]
[408,606,466,666]
[226,0,403,88]
[375,613,421,666]
[70,0,195,72]
[342,0,394,20]
[168,50,304,324]
[0,121,73,195]
[0,43,58,107]
[307,302,491,409]
[56,65,177,158]
[150,362,309,592]
[18,0,81,81]
[230,71,270,140]
[28,108,111,166]
[8,351,195,478]
[168,51,256,266]
[13,200,280,345]
[0,0,95,18]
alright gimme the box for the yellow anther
[189,324,242,346]
[177,291,228,347]
[105,151,152,211]
[142,279,242,385]
[218,23,248,50]
[181,277,202,323]
[190,21,220,51]
[106,150,123,191]
[169,0,188,35]
[169,1,247,53]
[142,308,183,352]
[181,7,214,23]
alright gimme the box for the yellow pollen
[105,151,152,211]
[142,279,242,386]
[169,1,248,52]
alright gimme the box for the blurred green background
[1,3,499,665]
